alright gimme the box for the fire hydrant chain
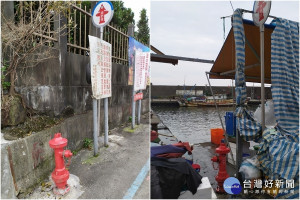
[212,161,218,170]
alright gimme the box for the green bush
[83,138,93,149]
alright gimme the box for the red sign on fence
[134,93,143,101]
[92,1,114,28]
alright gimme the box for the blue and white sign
[224,177,242,195]
[252,1,271,27]
[92,1,114,28]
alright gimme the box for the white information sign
[89,35,112,99]
[252,1,271,27]
[134,51,150,91]
[143,52,150,89]
[92,1,114,28]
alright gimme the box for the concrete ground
[26,114,150,199]
[134,172,150,199]
[154,117,272,199]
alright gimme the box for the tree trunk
[9,70,15,95]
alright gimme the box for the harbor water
[152,105,260,197]
[152,106,236,144]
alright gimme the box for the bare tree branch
[1,1,72,95]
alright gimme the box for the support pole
[132,93,136,129]
[100,26,109,147]
[93,99,98,156]
[260,24,265,133]
[96,29,101,144]
[236,129,243,180]
[97,28,101,145]
[97,100,101,136]
[104,98,109,146]
[137,92,142,125]
[206,72,235,166]
[131,58,136,129]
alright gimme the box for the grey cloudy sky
[150,1,299,86]
[123,0,150,27]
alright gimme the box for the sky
[150,1,299,86]
[123,0,150,30]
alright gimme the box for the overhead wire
[229,1,234,12]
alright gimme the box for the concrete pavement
[26,114,150,199]
[72,123,149,199]
[134,171,150,199]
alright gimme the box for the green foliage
[83,138,93,149]
[2,81,11,91]
[72,150,78,156]
[79,1,91,9]
[3,115,63,139]
[128,116,132,122]
[111,1,135,30]
[1,62,10,91]
[136,9,150,45]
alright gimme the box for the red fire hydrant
[49,133,73,195]
[211,139,230,193]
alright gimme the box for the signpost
[128,36,150,129]
[134,51,149,91]
[131,57,136,129]
[92,1,114,28]
[134,93,143,102]
[252,0,271,133]
[135,92,143,125]
[90,1,114,155]
[131,51,150,128]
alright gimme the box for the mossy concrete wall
[1,101,148,198]
[1,113,91,198]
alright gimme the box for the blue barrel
[224,112,236,137]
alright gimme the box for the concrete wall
[1,95,148,198]
[151,85,272,100]
[1,112,91,198]
[15,49,149,127]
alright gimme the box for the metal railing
[67,4,90,55]
[68,4,129,65]
[16,1,57,46]
[15,1,130,65]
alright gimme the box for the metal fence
[15,1,129,65]
[69,4,129,65]
[16,1,57,46]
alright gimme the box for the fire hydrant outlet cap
[49,133,68,148]
[64,150,73,157]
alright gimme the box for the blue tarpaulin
[258,18,299,199]
[233,9,262,142]
[233,9,299,199]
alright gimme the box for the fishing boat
[178,97,235,107]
